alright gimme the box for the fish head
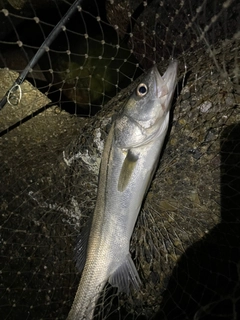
[115,60,178,149]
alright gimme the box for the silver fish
[67,60,178,320]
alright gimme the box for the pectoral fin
[118,150,139,192]
[108,253,141,293]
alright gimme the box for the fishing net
[0,0,239,319]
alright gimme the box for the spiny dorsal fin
[118,150,139,192]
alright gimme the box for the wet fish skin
[67,60,178,320]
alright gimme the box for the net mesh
[0,0,240,319]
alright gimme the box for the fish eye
[136,83,148,97]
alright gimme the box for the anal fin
[108,254,141,294]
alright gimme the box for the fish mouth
[153,60,178,114]
[154,60,178,99]
[162,59,178,91]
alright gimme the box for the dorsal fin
[74,217,92,272]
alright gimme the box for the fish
[67,60,178,320]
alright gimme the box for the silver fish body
[67,60,178,320]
